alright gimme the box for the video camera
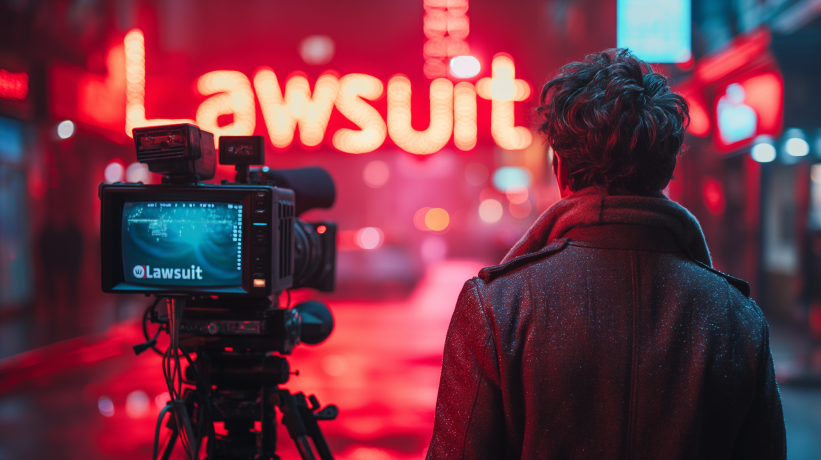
[99,124,340,460]
[100,123,336,298]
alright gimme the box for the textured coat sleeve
[427,279,504,460]
[732,323,787,460]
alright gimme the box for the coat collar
[502,187,712,266]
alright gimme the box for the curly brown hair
[537,49,690,193]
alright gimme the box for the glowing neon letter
[196,71,256,147]
[476,54,532,150]
[253,68,339,148]
[387,76,453,155]
[453,81,477,150]
[332,74,386,154]
[124,29,193,137]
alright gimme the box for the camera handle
[235,164,251,184]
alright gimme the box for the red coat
[427,189,786,459]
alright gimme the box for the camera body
[100,182,298,297]
[100,124,336,299]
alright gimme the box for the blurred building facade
[0,0,820,368]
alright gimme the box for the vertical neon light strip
[423,0,470,79]
[124,29,193,137]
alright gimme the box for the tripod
[139,297,338,460]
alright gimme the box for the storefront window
[0,116,33,306]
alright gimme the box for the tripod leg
[277,390,318,460]
[160,426,179,460]
[261,386,280,460]
[293,394,334,460]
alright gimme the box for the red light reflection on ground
[0,260,484,460]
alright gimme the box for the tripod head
[135,295,338,460]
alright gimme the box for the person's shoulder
[675,257,764,329]
[685,258,751,298]
[477,238,570,285]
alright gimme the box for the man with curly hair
[427,49,786,459]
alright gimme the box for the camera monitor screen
[121,201,243,287]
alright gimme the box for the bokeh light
[751,138,776,163]
[104,161,124,183]
[414,207,432,231]
[812,164,821,184]
[57,120,74,139]
[492,166,532,192]
[125,390,150,418]
[423,37,469,60]
[424,208,450,231]
[300,35,335,65]
[785,137,809,157]
[98,396,114,417]
[363,160,390,188]
[356,227,384,250]
[125,162,150,183]
[479,199,503,223]
[154,392,170,409]
[423,59,448,79]
[449,56,481,79]
[505,185,528,204]
[423,8,447,39]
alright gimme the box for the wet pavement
[0,261,819,459]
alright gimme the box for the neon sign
[423,0,471,79]
[121,29,531,155]
[0,69,28,100]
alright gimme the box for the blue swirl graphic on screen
[121,201,243,286]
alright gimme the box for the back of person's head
[537,48,690,194]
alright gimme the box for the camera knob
[207,322,220,335]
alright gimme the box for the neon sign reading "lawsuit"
[123,29,532,155]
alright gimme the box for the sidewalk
[769,324,821,460]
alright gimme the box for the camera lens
[292,220,335,291]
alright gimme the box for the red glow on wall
[0,69,29,100]
[809,305,821,338]
[695,28,770,85]
[673,82,710,137]
[702,176,725,215]
[712,69,783,152]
